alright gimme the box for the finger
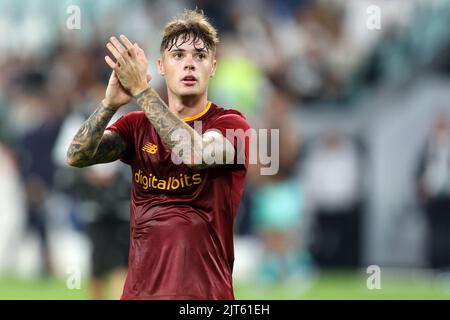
[146,74,152,82]
[134,42,144,55]
[119,35,137,58]
[110,36,128,56]
[132,44,141,58]
[105,55,116,69]
[106,42,122,61]
[127,46,137,59]
[135,42,144,53]
[120,35,134,49]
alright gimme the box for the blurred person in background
[74,163,130,300]
[14,71,66,276]
[51,63,132,299]
[208,35,266,123]
[0,143,27,275]
[302,129,365,269]
[250,90,311,284]
[417,115,450,271]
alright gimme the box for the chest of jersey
[131,124,205,195]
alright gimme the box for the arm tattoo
[67,103,127,167]
[135,87,209,169]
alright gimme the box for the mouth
[181,75,197,86]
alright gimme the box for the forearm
[135,87,204,166]
[66,101,118,166]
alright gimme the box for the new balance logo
[142,142,158,154]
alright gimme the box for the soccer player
[66,9,250,300]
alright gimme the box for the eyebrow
[169,48,209,53]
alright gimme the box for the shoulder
[109,111,146,129]
[107,111,147,138]
[213,104,247,119]
[118,110,146,122]
[208,104,250,131]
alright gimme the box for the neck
[167,91,209,119]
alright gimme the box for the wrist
[101,99,122,111]
[132,82,150,97]
[134,86,153,103]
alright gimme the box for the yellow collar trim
[182,101,212,122]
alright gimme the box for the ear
[157,57,165,76]
[210,59,217,77]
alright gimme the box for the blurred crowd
[1,0,450,298]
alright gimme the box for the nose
[184,55,195,71]
[184,64,195,71]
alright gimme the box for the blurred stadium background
[1,0,450,299]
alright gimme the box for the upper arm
[84,130,127,166]
[67,111,135,168]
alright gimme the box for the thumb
[109,70,119,85]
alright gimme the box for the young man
[67,10,250,300]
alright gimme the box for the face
[158,36,216,98]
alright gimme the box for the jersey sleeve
[106,113,136,165]
[207,112,251,170]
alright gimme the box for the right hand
[105,36,151,97]
[102,70,133,109]
[102,70,152,109]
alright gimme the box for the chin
[178,88,201,97]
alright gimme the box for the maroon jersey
[106,102,250,300]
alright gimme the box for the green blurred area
[1,271,450,300]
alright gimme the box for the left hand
[105,35,151,96]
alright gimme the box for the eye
[173,52,183,59]
[196,52,206,60]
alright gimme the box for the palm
[105,71,132,107]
